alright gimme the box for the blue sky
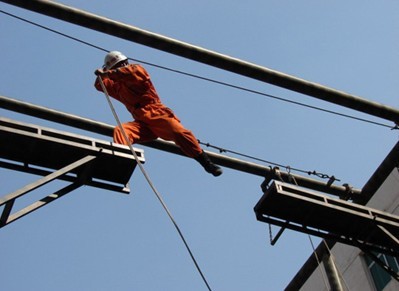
[1,1,398,290]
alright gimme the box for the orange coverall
[94,64,203,158]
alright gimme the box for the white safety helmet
[103,51,128,70]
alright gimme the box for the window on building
[364,252,399,291]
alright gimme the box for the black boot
[195,151,223,177]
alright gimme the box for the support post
[322,254,344,291]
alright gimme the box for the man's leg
[149,116,222,177]
[113,121,156,145]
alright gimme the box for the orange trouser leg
[113,121,157,145]
[146,116,202,158]
[113,117,202,158]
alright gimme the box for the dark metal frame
[255,181,399,258]
[0,117,145,229]
[0,155,95,228]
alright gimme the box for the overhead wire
[0,8,395,130]
[0,9,109,54]
[197,139,340,181]
[123,59,396,130]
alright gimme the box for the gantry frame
[0,117,145,229]
[254,180,399,258]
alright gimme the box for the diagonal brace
[377,225,399,247]
[0,155,96,226]
[0,155,96,206]
[1,182,83,228]
[361,247,399,282]
[270,224,287,246]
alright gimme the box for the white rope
[308,236,330,291]
[289,173,347,290]
[284,172,330,291]
[97,76,212,291]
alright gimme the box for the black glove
[94,69,106,76]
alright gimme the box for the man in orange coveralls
[94,51,222,177]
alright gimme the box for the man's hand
[94,69,106,76]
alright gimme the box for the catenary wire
[125,59,396,130]
[0,8,395,130]
[0,9,109,53]
[97,77,213,291]
[197,139,339,180]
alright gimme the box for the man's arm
[94,70,120,99]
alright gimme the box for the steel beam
[1,0,399,123]
[0,95,360,198]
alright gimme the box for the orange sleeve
[107,64,150,88]
[94,76,122,102]
[94,64,152,102]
